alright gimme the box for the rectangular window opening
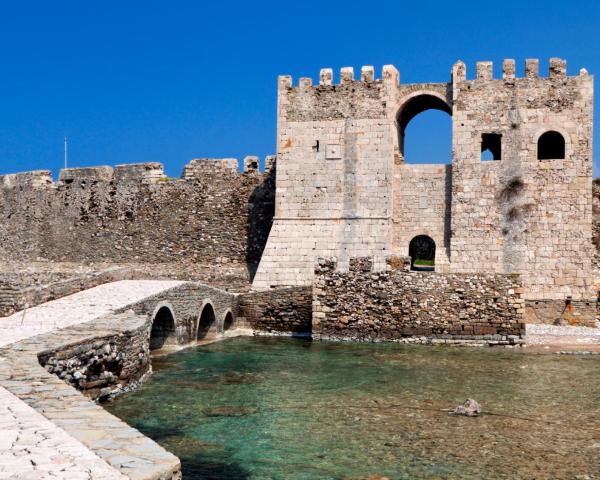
[481,133,502,161]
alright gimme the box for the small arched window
[537,131,565,160]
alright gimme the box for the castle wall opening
[409,235,436,271]
[197,303,216,339]
[481,133,502,161]
[397,94,452,164]
[537,131,566,160]
[150,306,176,350]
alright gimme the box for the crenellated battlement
[452,58,589,83]
[0,156,277,190]
[279,65,401,90]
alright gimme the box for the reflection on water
[106,337,600,480]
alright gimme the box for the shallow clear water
[106,337,600,480]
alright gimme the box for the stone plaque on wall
[325,144,342,159]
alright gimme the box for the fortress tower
[252,59,595,304]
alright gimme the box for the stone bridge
[122,282,239,350]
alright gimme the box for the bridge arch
[149,302,177,350]
[222,310,234,332]
[197,300,217,340]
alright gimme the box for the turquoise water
[106,337,600,479]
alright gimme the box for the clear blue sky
[0,1,598,177]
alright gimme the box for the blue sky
[0,1,598,177]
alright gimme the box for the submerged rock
[452,398,481,417]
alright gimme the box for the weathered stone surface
[253,61,597,317]
[312,257,525,344]
[0,158,275,287]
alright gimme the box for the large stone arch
[395,90,453,162]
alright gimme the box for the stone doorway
[409,235,436,271]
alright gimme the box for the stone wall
[237,286,312,334]
[392,164,451,271]
[313,257,525,344]
[253,59,595,307]
[0,157,275,288]
[593,178,600,270]
[450,60,594,301]
[252,68,399,289]
[38,312,151,401]
[524,299,598,327]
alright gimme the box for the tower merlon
[243,156,260,173]
[549,58,567,79]
[320,68,333,86]
[340,67,354,84]
[452,60,466,82]
[183,158,238,179]
[476,61,493,81]
[0,170,52,189]
[361,66,374,82]
[299,77,312,88]
[525,59,539,79]
[382,64,400,86]
[502,59,516,82]
[278,75,292,91]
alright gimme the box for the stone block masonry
[253,59,596,312]
[237,286,312,334]
[313,257,525,344]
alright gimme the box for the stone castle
[254,59,595,307]
[0,58,597,331]
[0,58,598,479]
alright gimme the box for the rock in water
[452,398,481,417]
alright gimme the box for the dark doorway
[537,131,565,160]
[150,307,176,350]
[223,312,234,331]
[409,235,436,271]
[197,303,216,340]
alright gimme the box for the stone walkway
[0,280,183,348]
[0,280,183,479]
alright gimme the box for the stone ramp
[0,280,184,479]
[0,280,183,348]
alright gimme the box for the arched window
[150,306,176,350]
[197,303,216,340]
[408,235,436,271]
[397,94,452,164]
[537,131,565,160]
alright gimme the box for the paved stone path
[0,280,183,348]
[0,280,183,479]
